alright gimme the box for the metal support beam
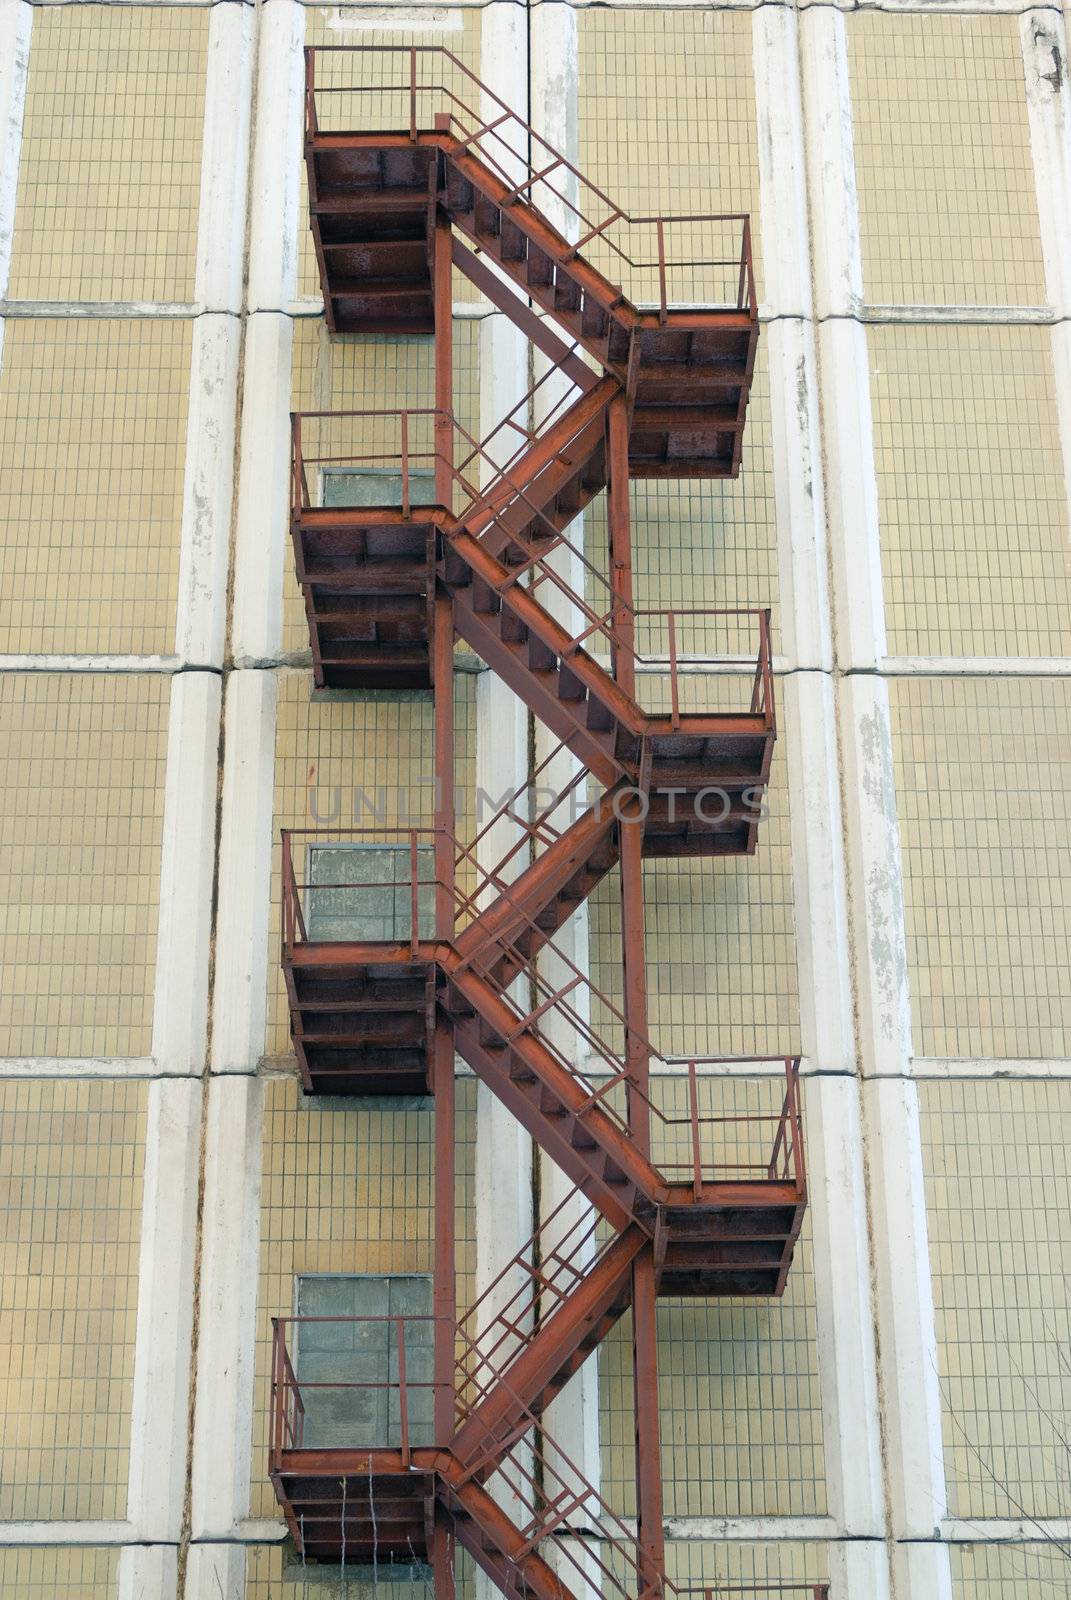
[433,1022,457,1447]
[434,590,456,937]
[612,367,665,1591]
[434,208,454,508]
[606,391,637,701]
[432,1518,457,1600]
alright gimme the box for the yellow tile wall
[892,677,1071,1060]
[8,7,207,303]
[921,1079,1071,1520]
[589,735,798,1059]
[0,674,169,1058]
[951,1543,1061,1597]
[871,325,1071,659]
[252,1072,476,1522]
[0,1548,120,1599]
[849,14,1045,307]
[585,346,778,643]
[577,10,762,306]
[0,319,191,656]
[267,671,476,1059]
[599,1076,823,1518]
[663,1539,829,1591]
[0,1079,146,1520]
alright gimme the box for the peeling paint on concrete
[0,0,31,302]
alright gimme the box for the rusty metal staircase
[268,43,829,1600]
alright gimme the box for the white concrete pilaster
[0,0,31,308]
[529,0,591,1053]
[195,0,255,316]
[782,676,854,1072]
[827,1541,893,1600]
[761,15,889,1588]
[125,1079,203,1544]
[247,0,305,316]
[837,675,912,1079]
[231,2,304,663]
[468,18,535,1579]
[183,1543,246,1600]
[783,677,888,1577]
[211,670,278,1072]
[753,5,831,672]
[865,1077,952,1596]
[190,1075,264,1539]
[151,670,223,1077]
[528,6,604,1540]
[799,14,951,1595]
[1021,10,1071,317]
[1021,11,1071,552]
[805,1078,886,1540]
[117,1544,179,1600]
[174,0,254,670]
[837,577,950,1600]
[231,312,296,665]
[174,315,242,670]
[799,8,885,673]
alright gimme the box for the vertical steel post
[610,381,665,1596]
[434,209,454,511]
[433,1021,456,1445]
[432,203,456,935]
[432,1520,457,1600]
[430,182,458,1600]
[433,592,455,938]
[606,392,636,699]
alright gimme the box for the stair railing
[457,738,598,919]
[453,340,591,490]
[446,833,803,1192]
[279,818,804,1201]
[445,846,806,1196]
[280,823,442,954]
[269,1316,306,1468]
[452,1191,609,1415]
[447,1337,668,1600]
[290,404,774,735]
[271,1316,829,1597]
[304,45,758,318]
[460,904,805,1198]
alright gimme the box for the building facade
[0,3,1069,1599]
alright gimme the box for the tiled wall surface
[0,2,1068,1597]
[872,324,1071,660]
[8,6,207,303]
[921,1079,1071,1519]
[0,1080,146,1519]
[892,676,1071,1059]
[0,320,191,656]
[848,13,1045,307]
[0,674,169,1057]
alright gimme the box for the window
[306,842,436,942]
[321,466,436,509]
[294,1274,435,1450]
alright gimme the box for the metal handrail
[291,408,774,733]
[270,1313,440,1472]
[304,45,758,320]
[269,1314,830,1599]
[280,820,803,1197]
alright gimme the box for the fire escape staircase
[269,46,826,1600]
